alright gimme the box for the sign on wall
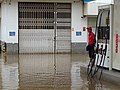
[76,31,82,36]
[116,34,118,53]
[9,32,15,36]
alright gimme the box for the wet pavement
[0,53,120,90]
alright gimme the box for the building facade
[0,0,113,54]
[0,0,88,54]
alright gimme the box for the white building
[0,0,113,54]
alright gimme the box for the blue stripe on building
[83,0,94,2]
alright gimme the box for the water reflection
[1,53,19,90]
[0,53,120,90]
[18,54,71,90]
[0,54,2,90]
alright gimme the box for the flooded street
[0,53,120,90]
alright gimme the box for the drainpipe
[81,0,86,18]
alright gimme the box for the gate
[18,2,71,53]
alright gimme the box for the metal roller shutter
[19,2,55,53]
[56,3,71,53]
[18,2,71,54]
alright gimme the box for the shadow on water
[0,53,120,90]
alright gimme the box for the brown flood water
[0,53,120,90]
